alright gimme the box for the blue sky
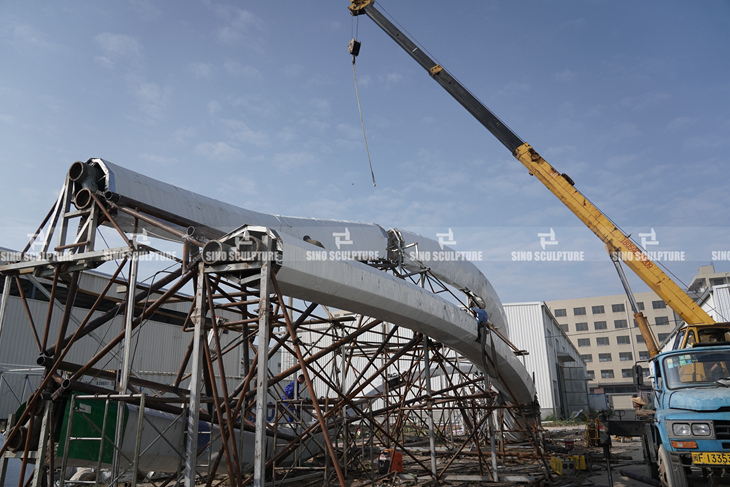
[1,1,729,304]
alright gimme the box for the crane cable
[350,35,376,187]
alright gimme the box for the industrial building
[545,291,675,395]
[503,302,588,420]
[544,265,730,410]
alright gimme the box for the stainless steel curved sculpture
[73,158,534,404]
[0,158,540,486]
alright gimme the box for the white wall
[504,302,588,419]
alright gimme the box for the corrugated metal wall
[711,285,730,322]
[503,303,551,413]
[0,272,247,419]
[504,302,588,419]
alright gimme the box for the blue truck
[613,332,730,487]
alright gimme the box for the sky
[1,1,729,305]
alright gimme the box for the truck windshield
[663,349,730,389]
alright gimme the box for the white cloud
[553,68,576,82]
[618,91,670,112]
[223,61,262,80]
[228,94,279,118]
[272,151,317,171]
[212,6,266,49]
[3,21,55,50]
[335,122,362,142]
[208,100,221,115]
[380,72,403,89]
[93,56,115,69]
[188,62,213,79]
[126,76,171,122]
[128,0,162,20]
[140,153,178,166]
[195,141,243,161]
[667,116,697,131]
[498,80,531,99]
[172,126,197,143]
[94,33,143,68]
[282,63,304,77]
[220,119,269,147]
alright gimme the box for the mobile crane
[349,2,730,486]
[347,0,728,354]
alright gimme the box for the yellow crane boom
[350,0,719,355]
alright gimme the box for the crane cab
[671,324,730,350]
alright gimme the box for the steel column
[423,338,437,476]
[184,262,206,487]
[0,275,10,348]
[253,235,272,487]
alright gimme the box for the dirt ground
[543,425,730,487]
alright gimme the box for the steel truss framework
[0,169,548,487]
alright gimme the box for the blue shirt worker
[283,375,305,420]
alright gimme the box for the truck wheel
[658,445,689,487]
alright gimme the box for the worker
[283,374,305,421]
[707,334,728,380]
[285,374,305,400]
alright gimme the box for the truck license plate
[692,452,730,465]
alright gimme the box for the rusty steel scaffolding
[0,167,547,487]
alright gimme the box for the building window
[597,337,610,346]
[619,351,633,361]
[594,321,607,330]
[574,307,586,316]
[642,368,650,378]
[559,324,568,333]
[639,351,650,360]
[581,354,593,363]
[611,303,625,313]
[622,369,633,378]
[652,300,667,309]
[592,305,605,314]
[587,370,595,380]
[655,316,669,326]
[636,335,645,344]
[599,353,612,362]
[637,302,645,311]
[577,338,591,347]
[617,336,630,345]
[554,308,567,317]
[658,333,670,342]
[614,319,628,329]
[601,370,615,379]
[576,322,588,331]
[711,278,726,286]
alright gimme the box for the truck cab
[651,345,730,487]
